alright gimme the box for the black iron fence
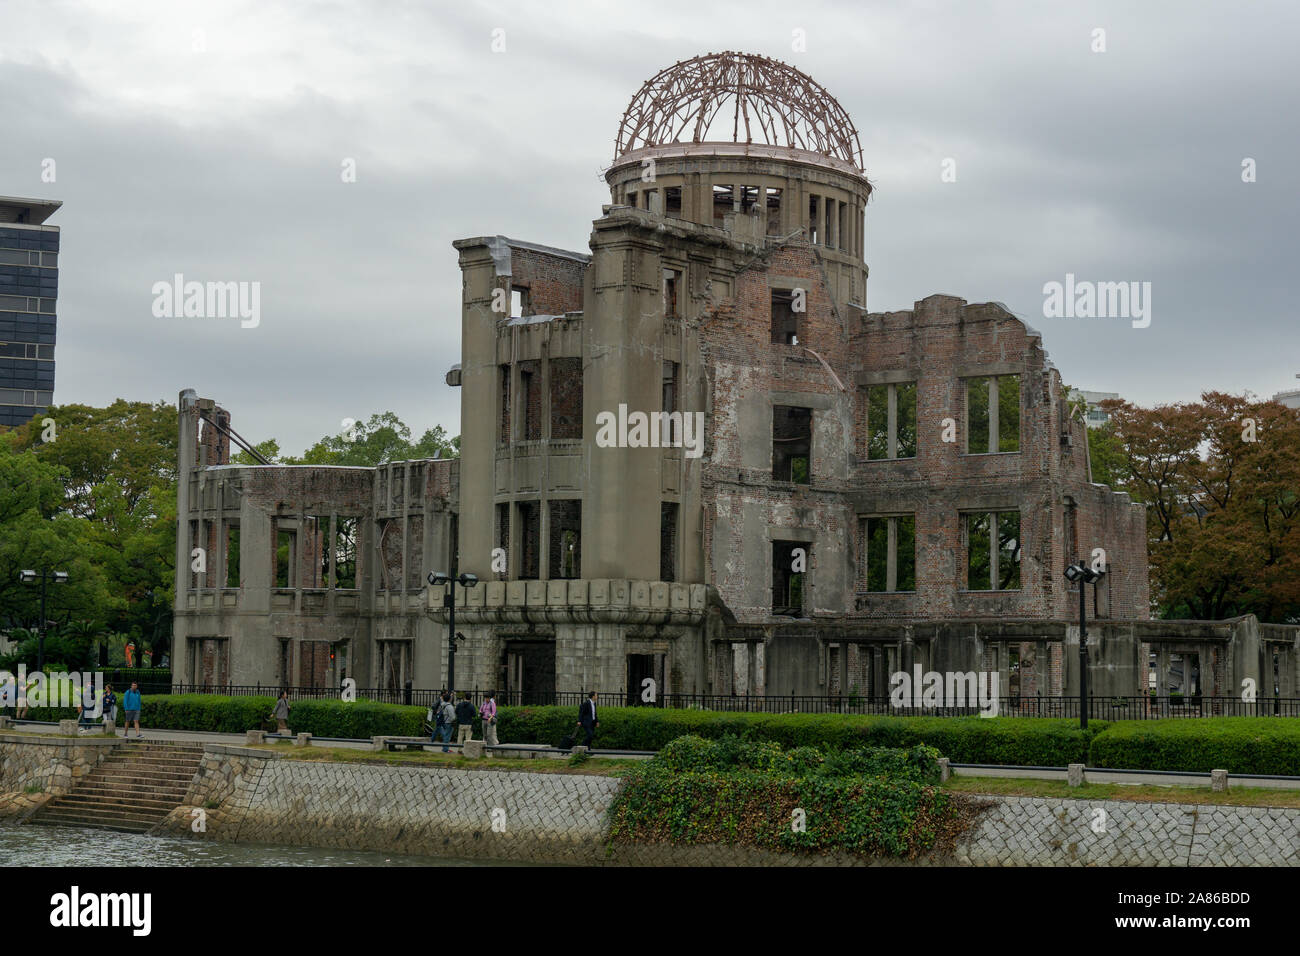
[167,685,1300,718]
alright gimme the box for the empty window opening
[548,500,581,579]
[225,523,240,588]
[644,189,661,214]
[1168,653,1200,697]
[807,195,819,243]
[549,357,583,440]
[740,185,760,213]
[627,190,638,208]
[660,502,679,582]
[661,360,679,417]
[965,510,1021,591]
[499,364,512,443]
[773,540,810,617]
[966,374,1020,453]
[766,187,783,236]
[509,286,528,319]
[861,515,916,592]
[663,268,682,319]
[495,503,510,577]
[520,361,541,440]
[865,381,917,459]
[770,288,801,345]
[665,186,681,216]
[773,405,812,483]
[517,501,541,580]
[334,517,358,589]
[712,185,733,223]
[275,527,297,588]
[824,199,833,246]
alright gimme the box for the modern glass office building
[0,196,60,429]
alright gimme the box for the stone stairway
[30,741,205,834]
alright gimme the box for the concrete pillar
[732,643,749,695]
[1211,769,1228,792]
[246,730,266,745]
[1067,763,1086,787]
[938,757,951,782]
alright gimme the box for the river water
[1,825,508,867]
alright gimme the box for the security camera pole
[19,569,69,673]
[427,569,478,696]
[1064,561,1104,729]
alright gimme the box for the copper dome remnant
[614,51,863,172]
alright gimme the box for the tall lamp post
[1063,561,1105,729]
[428,571,478,695]
[19,569,69,673]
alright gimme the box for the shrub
[608,763,986,858]
[1088,719,1300,775]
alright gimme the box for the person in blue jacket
[122,682,143,738]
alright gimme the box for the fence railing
[166,686,1300,718]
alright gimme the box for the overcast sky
[1,0,1296,455]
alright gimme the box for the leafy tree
[289,413,458,466]
[1103,392,1300,623]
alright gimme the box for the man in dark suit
[577,691,598,748]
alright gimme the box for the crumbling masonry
[174,53,1299,704]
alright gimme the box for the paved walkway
[12,721,374,750]
[953,764,1300,790]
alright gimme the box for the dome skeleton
[614,51,864,171]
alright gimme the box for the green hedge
[497,706,1103,765]
[20,694,1300,776]
[1088,719,1300,775]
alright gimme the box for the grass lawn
[943,774,1300,808]
[252,742,633,776]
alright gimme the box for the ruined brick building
[175,53,1299,705]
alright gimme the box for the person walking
[272,690,291,735]
[15,674,34,720]
[102,684,117,730]
[122,682,142,738]
[577,691,598,749]
[479,691,498,748]
[435,692,455,752]
[454,692,476,746]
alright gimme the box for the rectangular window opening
[966,374,1020,453]
[773,540,810,617]
[766,187,783,236]
[664,186,681,216]
[770,288,800,345]
[518,502,541,580]
[772,405,812,483]
[548,500,581,579]
[660,502,678,582]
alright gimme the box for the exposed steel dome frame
[614,51,864,172]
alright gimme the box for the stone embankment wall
[156,745,1300,866]
[3,736,1298,865]
[0,733,123,820]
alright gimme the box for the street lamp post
[1063,561,1105,729]
[428,570,478,695]
[18,569,69,673]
